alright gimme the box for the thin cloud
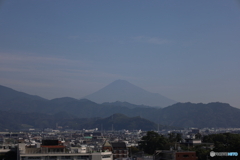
[131,36,171,45]
[132,36,144,41]
[0,52,134,94]
[67,35,80,40]
[0,78,53,88]
[0,52,132,79]
[147,37,170,45]
[0,52,90,68]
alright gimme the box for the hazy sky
[0,0,240,107]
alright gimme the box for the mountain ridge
[84,79,177,107]
[0,110,160,131]
[0,85,46,101]
[1,84,240,128]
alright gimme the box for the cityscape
[1,82,240,160]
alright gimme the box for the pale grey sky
[0,0,240,107]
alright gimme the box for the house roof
[111,142,126,148]
[41,145,65,149]
[84,132,102,137]
[103,140,112,147]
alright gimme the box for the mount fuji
[84,80,177,107]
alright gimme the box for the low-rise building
[102,141,128,159]
[19,140,112,160]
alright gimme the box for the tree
[196,133,240,160]
[139,131,169,154]
[168,132,182,143]
[195,133,202,139]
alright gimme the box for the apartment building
[19,140,112,160]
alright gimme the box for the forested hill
[1,84,240,128]
[157,102,240,128]
[0,111,160,131]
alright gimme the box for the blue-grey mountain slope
[0,85,45,101]
[84,80,177,107]
[1,84,240,128]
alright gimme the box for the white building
[18,142,112,160]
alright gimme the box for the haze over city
[0,0,240,107]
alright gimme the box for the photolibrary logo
[210,151,238,157]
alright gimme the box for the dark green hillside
[1,84,240,128]
[0,85,45,101]
[157,102,240,128]
[0,111,159,131]
[83,113,157,130]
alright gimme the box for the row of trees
[139,131,240,160]
[139,131,182,154]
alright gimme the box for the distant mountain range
[84,80,177,107]
[156,102,240,128]
[1,84,240,129]
[77,113,160,131]
[101,101,152,109]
